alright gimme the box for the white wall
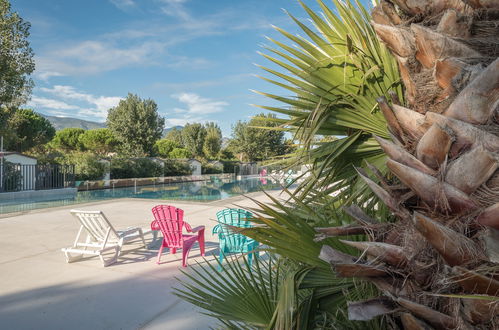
[189,160,202,175]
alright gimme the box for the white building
[188,159,202,176]
[0,152,38,191]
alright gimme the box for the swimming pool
[0,177,286,214]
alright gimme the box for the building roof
[0,152,37,160]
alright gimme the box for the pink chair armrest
[150,220,160,231]
[190,226,205,233]
[184,221,204,233]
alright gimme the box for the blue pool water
[0,177,286,214]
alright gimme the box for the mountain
[43,114,185,135]
[163,125,183,136]
[43,115,106,130]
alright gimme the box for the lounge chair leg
[100,247,119,267]
[139,229,147,248]
[157,244,165,264]
[63,249,83,263]
[218,251,225,272]
[182,248,190,267]
[198,232,205,256]
[248,252,253,268]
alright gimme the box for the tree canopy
[164,128,184,147]
[50,128,85,151]
[203,122,222,159]
[8,108,55,152]
[0,0,35,107]
[78,128,118,155]
[106,93,164,157]
[181,123,206,158]
[231,113,285,161]
[154,138,179,158]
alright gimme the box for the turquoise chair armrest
[212,224,221,235]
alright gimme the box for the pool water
[0,177,286,214]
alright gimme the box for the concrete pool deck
[0,190,286,330]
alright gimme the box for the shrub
[163,160,192,176]
[202,163,223,174]
[59,152,106,181]
[154,139,178,157]
[110,158,163,179]
[169,147,191,159]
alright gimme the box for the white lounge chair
[62,209,153,267]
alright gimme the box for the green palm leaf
[256,0,401,205]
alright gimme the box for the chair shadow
[154,241,220,265]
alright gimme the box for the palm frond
[256,0,401,205]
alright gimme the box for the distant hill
[42,114,188,136]
[43,115,106,130]
[163,125,183,136]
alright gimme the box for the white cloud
[157,0,191,22]
[109,0,135,11]
[163,92,226,128]
[32,85,122,121]
[28,97,79,110]
[36,40,166,78]
[172,93,228,115]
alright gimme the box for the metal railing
[0,164,75,192]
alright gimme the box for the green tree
[8,109,55,152]
[154,139,178,158]
[78,128,118,155]
[164,128,184,147]
[203,122,222,159]
[169,147,190,159]
[49,128,85,151]
[231,113,285,161]
[0,106,18,150]
[58,152,106,181]
[181,123,206,158]
[106,93,164,157]
[0,0,35,107]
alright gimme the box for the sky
[12,0,370,136]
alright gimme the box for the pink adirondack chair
[151,205,205,267]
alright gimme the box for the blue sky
[13,0,369,136]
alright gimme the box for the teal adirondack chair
[212,208,259,268]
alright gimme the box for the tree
[58,152,106,181]
[49,128,85,151]
[0,0,35,107]
[7,109,55,152]
[78,128,118,155]
[164,128,184,147]
[203,122,222,159]
[154,139,178,158]
[106,93,164,157]
[231,113,285,161]
[181,123,206,158]
[169,147,190,159]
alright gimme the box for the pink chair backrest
[152,205,185,248]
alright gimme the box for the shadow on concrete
[0,271,217,330]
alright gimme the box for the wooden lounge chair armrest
[120,227,142,236]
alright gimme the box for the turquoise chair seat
[213,208,259,268]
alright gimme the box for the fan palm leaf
[255,0,401,206]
